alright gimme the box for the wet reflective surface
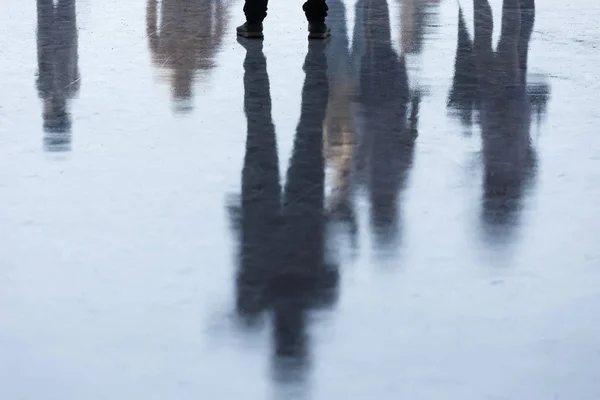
[1,0,600,398]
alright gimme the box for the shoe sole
[237,31,264,39]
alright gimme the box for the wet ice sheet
[1,0,600,399]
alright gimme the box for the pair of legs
[238,0,330,39]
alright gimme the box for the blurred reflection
[473,0,543,243]
[447,0,550,127]
[398,0,441,55]
[324,0,358,245]
[146,0,229,113]
[230,39,338,396]
[447,6,478,126]
[36,0,80,152]
[351,0,366,80]
[355,0,420,251]
[517,0,551,129]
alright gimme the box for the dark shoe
[308,22,330,39]
[237,22,264,39]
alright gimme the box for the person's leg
[303,0,330,38]
[237,0,268,38]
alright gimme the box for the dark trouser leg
[303,0,328,23]
[244,0,269,23]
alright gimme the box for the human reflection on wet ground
[448,2,550,127]
[146,0,230,113]
[228,0,422,394]
[475,0,538,244]
[225,0,555,393]
[447,0,550,246]
[323,0,357,241]
[35,0,79,152]
[229,38,339,395]
[324,0,423,258]
[355,0,419,252]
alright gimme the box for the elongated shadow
[230,39,338,399]
[273,41,338,391]
[473,0,542,245]
[36,0,80,152]
[447,6,478,126]
[354,0,420,254]
[234,39,281,326]
[146,0,229,113]
[324,0,359,247]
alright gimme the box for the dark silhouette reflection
[472,0,542,243]
[36,0,80,152]
[146,0,229,113]
[351,0,366,80]
[234,39,280,325]
[398,0,441,55]
[447,0,550,128]
[447,6,478,125]
[355,0,419,251]
[230,39,338,395]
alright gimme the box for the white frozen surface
[1,0,599,399]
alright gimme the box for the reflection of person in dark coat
[446,0,550,244]
[473,0,538,241]
[354,0,419,250]
[36,0,79,152]
[447,6,478,125]
[231,39,338,392]
[448,0,549,128]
